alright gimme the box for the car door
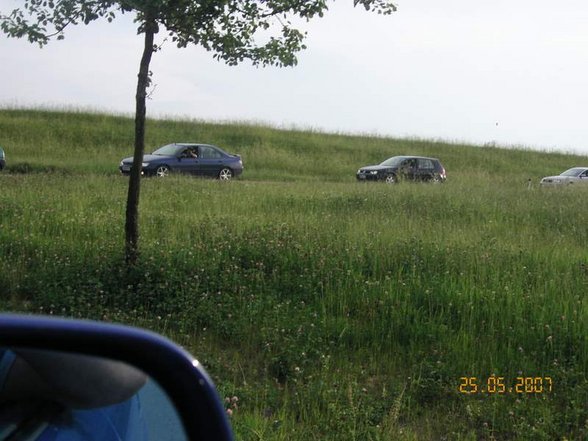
[399,158,418,180]
[198,146,225,177]
[175,147,201,175]
[416,158,436,181]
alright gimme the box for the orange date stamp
[459,376,553,394]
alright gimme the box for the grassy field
[0,108,586,440]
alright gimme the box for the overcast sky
[1,0,588,155]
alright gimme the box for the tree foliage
[2,0,396,66]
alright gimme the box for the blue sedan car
[120,143,243,180]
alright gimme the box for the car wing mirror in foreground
[0,314,233,441]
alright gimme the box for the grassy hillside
[0,108,586,440]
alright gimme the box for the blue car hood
[122,154,171,164]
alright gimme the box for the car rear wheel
[155,165,170,177]
[218,167,233,181]
[385,174,397,184]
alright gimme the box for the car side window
[418,159,434,170]
[199,147,211,159]
[180,148,198,158]
[200,147,222,159]
[401,159,415,169]
[581,170,588,177]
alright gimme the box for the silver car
[540,167,588,186]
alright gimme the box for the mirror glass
[0,348,188,441]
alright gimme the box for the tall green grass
[0,108,586,440]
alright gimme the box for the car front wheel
[218,168,233,181]
[155,165,170,177]
[385,174,397,184]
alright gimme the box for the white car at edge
[540,167,588,186]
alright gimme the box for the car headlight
[141,162,149,167]
[370,170,378,175]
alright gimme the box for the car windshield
[151,144,183,156]
[379,156,407,167]
[560,168,585,177]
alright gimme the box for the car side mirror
[0,314,233,441]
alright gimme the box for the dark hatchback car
[356,155,446,183]
[120,143,243,180]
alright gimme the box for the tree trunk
[125,17,157,266]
